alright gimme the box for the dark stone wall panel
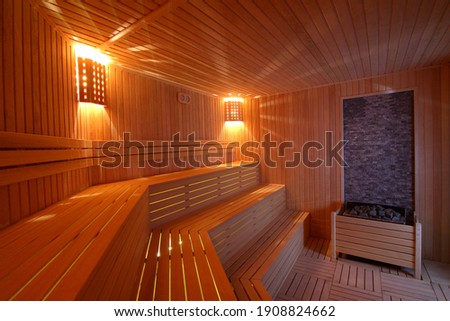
[343,91,414,210]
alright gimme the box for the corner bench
[0,162,310,301]
[139,182,310,301]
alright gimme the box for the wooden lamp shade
[224,100,243,121]
[77,57,106,105]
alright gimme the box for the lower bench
[138,183,310,301]
[0,162,309,301]
[228,210,309,300]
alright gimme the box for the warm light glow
[75,44,108,105]
[74,44,110,65]
[78,102,107,109]
[224,97,243,121]
[27,214,56,223]
[223,97,244,103]
[222,120,245,145]
[224,120,244,127]
[76,56,107,105]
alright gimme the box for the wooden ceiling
[36,0,450,97]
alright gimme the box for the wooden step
[225,210,310,300]
[137,183,303,301]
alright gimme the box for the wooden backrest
[0,131,237,187]
[0,131,94,187]
[148,164,260,227]
[0,131,236,229]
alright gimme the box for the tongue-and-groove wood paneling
[33,0,450,97]
[253,64,450,263]
[0,0,232,229]
[0,0,93,228]
[81,64,226,142]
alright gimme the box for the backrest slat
[149,165,260,227]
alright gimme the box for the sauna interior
[0,0,449,301]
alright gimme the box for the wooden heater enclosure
[331,209,422,279]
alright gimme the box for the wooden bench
[0,162,260,300]
[210,192,310,300]
[137,182,310,300]
[147,163,260,227]
[0,160,309,300]
[0,179,150,300]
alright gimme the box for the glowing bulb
[74,44,110,65]
[223,97,244,103]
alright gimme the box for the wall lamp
[224,97,243,121]
[75,44,109,106]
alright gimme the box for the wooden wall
[0,0,93,228]
[81,65,226,142]
[252,64,450,263]
[254,89,343,241]
[0,0,230,228]
[81,64,239,184]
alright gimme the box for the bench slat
[180,230,204,301]
[137,232,161,300]
[227,214,296,300]
[198,230,236,301]
[147,165,257,194]
[73,192,149,300]
[155,231,171,300]
[223,211,292,276]
[148,165,259,227]
[0,183,120,247]
[188,232,221,300]
[220,210,310,300]
[150,179,259,226]
[170,232,186,301]
[140,184,285,300]
[212,192,286,263]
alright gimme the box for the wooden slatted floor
[276,238,450,301]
